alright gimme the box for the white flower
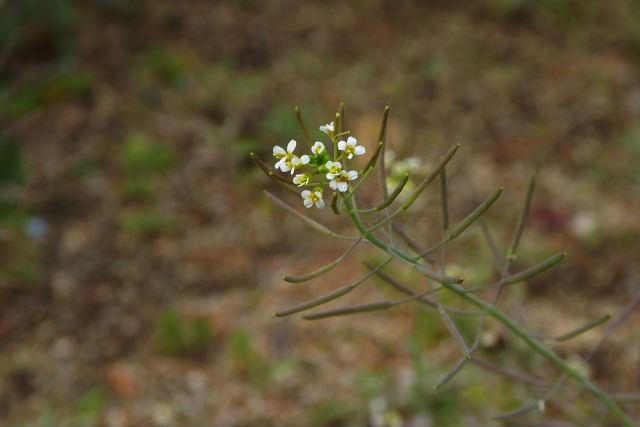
[273,139,297,171]
[325,161,342,179]
[293,174,310,187]
[301,190,325,209]
[319,122,335,135]
[311,141,326,155]
[338,136,366,159]
[329,170,358,193]
[273,140,311,174]
[282,154,310,175]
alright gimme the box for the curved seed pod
[283,238,362,283]
[377,105,390,144]
[377,106,390,199]
[294,106,311,144]
[250,152,297,195]
[440,167,449,232]
[404,144,460,210]
[412,262,464,285]
[493,401,542,420]
[545,314,610,342]
[303,301,396,320]
[508,172,536,259]
[447,187,503,239]
[331,192,340,215]
[275,257,393,317]
[303,290,432,320]
[503,252,566,286]
[435,356,468,389]
[416,188,504,261]
[369,144,460,232]
[250,152,271,176]
[352,173,408,213]
[438,303,470,357]
[362,141,384,173]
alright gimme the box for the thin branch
[264,191,361,241]
[363,261,481,316]
[470,358,550,388]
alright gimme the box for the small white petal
[280,163,291,172]
[319,122,335,134]
[347,153,354,159]
[337,140,346,151]
[312,141,325,154]
[329,180,338,190]
[275,158,285,169]
[326,173,334,180]
[291,157,301,166]
[301,190,311,198]
[273,145,285,155]
[303,199,313,208]
[348,170,358,180]
[314,191,323,199]
[300,155,310,164]
[347,136,357,146]
[287,139,297,153]
[355,146,366,155]
[338,182,348,192]
[316,200,325,209]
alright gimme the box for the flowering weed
[251,104,637,426]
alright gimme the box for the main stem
[445,284,634,426]
[342,194,634,426]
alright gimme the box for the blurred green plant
[228,328,269,384]
[120,209,178,237]
[154,308,213,357]
[253,104,637,425]
[68,386,107,426]
[1,68,93,120]
[120,132,176,175]
[117,131,176,203]
[0,137,27,187]
[307,399,364,426]
[117,132,179,235]
[136,47,190,89]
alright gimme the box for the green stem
[443,283,635,426]
[342,194,462,285]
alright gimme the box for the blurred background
[1,0,640,425]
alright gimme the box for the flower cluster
[272,121,367,208]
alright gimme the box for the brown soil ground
[1,1,639,425]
